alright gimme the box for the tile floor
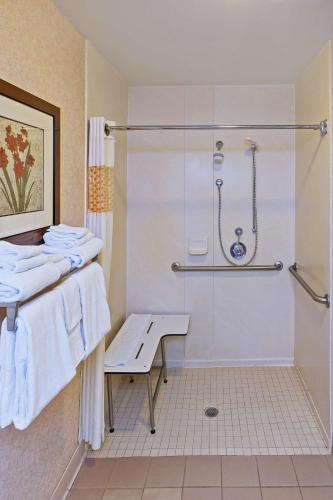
[89,367,328,457]
[68,455,333,499]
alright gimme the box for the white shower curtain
[80,117,115,450]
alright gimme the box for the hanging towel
[47,224,89,239]
[57,277,84,367]
[12,289,76,430]
[104,314,152,367]
[0,263,61,303]
[0,319,16,427]
[72,262,111,356]
[43,231,94,249]
[0,241,42,260]
[0,254,47,273]
[41,238,103,269]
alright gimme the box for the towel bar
[289,263,330,308]
[0,257,98,332]
[171,261,283,272]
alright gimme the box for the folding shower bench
[104,314,190,434]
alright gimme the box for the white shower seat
[104,314,189,434]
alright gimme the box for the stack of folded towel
[0,241,66,303]
[42,224,103,269]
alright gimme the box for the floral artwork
[0,117,44,216]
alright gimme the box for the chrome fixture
[289,263,330,308]
[105,120,328,137]
[171,261,283,272]
[213,140,224,164]
[230,227,247,260]
[216,142,258,266]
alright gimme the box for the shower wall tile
[184,86,215,362]
[127,86,186,363]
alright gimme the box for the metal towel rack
[0,258,97,332]
[171,261,283,272]
[289,263,330,308]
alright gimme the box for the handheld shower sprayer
[213,140,224,164]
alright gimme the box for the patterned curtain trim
[88,165,114,213]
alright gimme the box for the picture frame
[0,79,60,245]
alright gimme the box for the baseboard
[183,358,294,368]
[295,364,331,450]
[50,441,87,500]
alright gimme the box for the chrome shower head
[214,140,224,164]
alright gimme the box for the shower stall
[120,42,333,453]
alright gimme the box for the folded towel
[0,263,61,303]
[12,288,76,429]
[0,241,41,260]
[43,231,94,249]
[48,224,89,239]
[0,319,16,427]
[54,258,71,276]
[46,254,64,263]
[41,238,103,269]
[104,314,152,367]
[57,277,84,367]
[0,254,47,273]
[72,262,111,356]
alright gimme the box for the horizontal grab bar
[171,261,283,272]
[289,263,330,308]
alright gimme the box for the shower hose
[216,146,258,266]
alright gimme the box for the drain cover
[204,407,219,418]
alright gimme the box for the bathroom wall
[127,85,295,366]
[295,42,332,442]
[86,41,128,340]
[0,1,85,499]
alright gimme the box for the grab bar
[289,263,330,308]
[171,261,283,272]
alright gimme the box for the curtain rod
[105,120,328,136]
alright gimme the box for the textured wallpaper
[0,1,85,499]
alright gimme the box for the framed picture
[0,79,60,244]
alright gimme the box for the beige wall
[295,42,332,442]
[0,1,85,499]
[86,41,128,340]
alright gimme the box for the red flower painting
[0,123,38,214]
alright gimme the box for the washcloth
[12,288,76,429]
[104,314,152,367]
[0,319,16,427]
[41,238,103,269]
[47,224,89,239]
[0,241,41,260]
[43,231,94,249]
[57,277,84,367]
[72,262,111,356]
[0,254,47,273]
[0,263,61,303]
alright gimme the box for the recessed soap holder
[188,237,208,256]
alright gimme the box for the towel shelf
[0,257,98,332]
[171,261,283,272]
[289,263,330,308]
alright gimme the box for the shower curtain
[80,117,115,450]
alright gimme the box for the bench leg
[130,376,134,383]
[146,373,156,434]
[161,338,168,383]
[106,374,115,433]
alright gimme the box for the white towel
[54,258,71,276]
[0,263,61,303]
[12,289,76,429]
[104,314,152,367]
[72,262,111,356]
[43,231,94,249]
[41,238,103,269]
[0,319,16,427]
[0,241,41,260]
[48,224,89,239]
[57,278,84,367]
[46,254,65,263]
[0,254,47,273]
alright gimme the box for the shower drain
[204,407,219,418]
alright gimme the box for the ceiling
[53,0,333,85]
